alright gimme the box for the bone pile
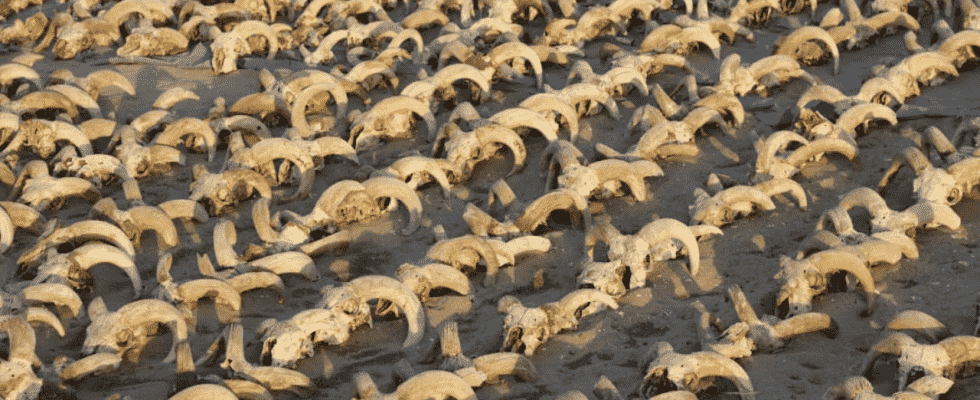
[1,0,980,398]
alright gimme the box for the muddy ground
[5,1,980,399]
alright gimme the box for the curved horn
[398,263,472,297]
[171,384,239,400]
[683,106,734,136]
[153,117,217,161]
[22,307,65,336]
[0,315,36,364]
[837,187,889,217]
[102,0,173,27]
[836,103,897,136]
[589,159,663,202]
[785,138,858,167]
[717,186,777,211]
[692,351,756,399]
[110,299,188,361]
[488,108,560,142]
[0,63,40,89]
[427,235,500,285]
[519,93,579,138]
[558,288,619,318]
[938,29,980,62]
[637,218,703,276]
[20,282,83,318]
[515,189,590,233]
[224,168,274,199]
[809,250,878,314]
[232,20,279,59]
[60,353,122,382]
[128,206,180,250]
[472,352,539,383]
[347,275,425,348]
[220,379,275,400]
[886,310,951,343]
[226,272,285,304]
[488,41,544,90]
[177,279,243,312]
[291,82,348,139]
[900,201,962,230]
[395,370,478,400]
[857,331,916,377]
[475,124,527,177]
[877,147,933,193]
[154,87,199,110]
[71,243,141,298]
[0,206,11,255]
[755,178,807,210]
[797,83,848,110]
[28,219,137,262]
[433,63,492,97]
[158,199,209,222]
[774,26,840,74]
[46,84,102,119]
[311,136,359,164]
[856,77,906,105]
[251,198,280,244]
[213,219,241,268]
[361,176,423,235]
[0,201,45,234]
[864,11,922,33]
[250,251,318,281]
[7,90,78,120]
[756,130,809,177]
[774,312,839,340]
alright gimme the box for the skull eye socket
[947,187,963,205]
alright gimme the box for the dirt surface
[4,1,980,400]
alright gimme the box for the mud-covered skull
[258,310,355,368]
[641,343,702,397]
[732,67,757,96]
[117,27,188,58]
[913,167,960,205]
[260,324,313,367]
[331,190,381,225]
[895,343,951,390]
[211,34,250,75]
[689,188,736,227]
[608,235,649,272]
[557,164,600,198]
[317,285,373,329]
[445,130,484,176]
[499,295,550,357]
[53,23,92,60]
[577,260,627,297]
[0,357,41,400]
[21,121,56,159]
[773,256,820,318]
